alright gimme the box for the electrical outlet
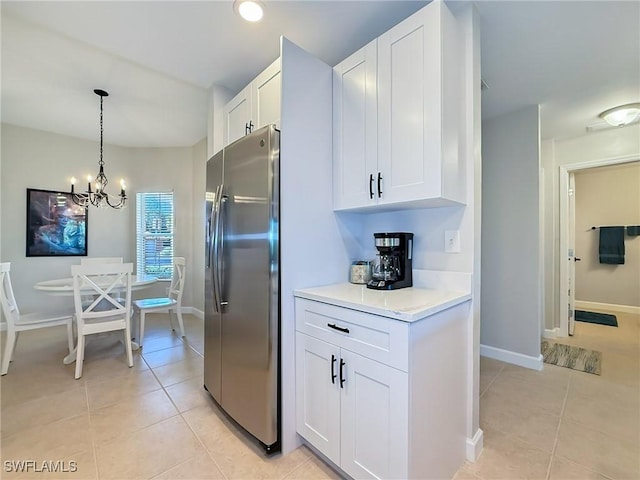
[445,230,460,253]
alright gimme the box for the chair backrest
[0,262,19,326]
[168,257,186,304]
[80,257,124,265]
[71,263,133,322]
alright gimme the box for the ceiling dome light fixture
[598,103,640,127]
[233,0,264,22]
[70,89,127,209]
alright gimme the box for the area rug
[575,310,618,327]
[541,340,601,375]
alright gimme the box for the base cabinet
[296,333,408,479]
[295,297,469,479]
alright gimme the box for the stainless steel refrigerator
[204,124,280,453]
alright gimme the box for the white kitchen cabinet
[333,40,378,210]
[223,58,281,146]
[295,333,408,480]
[295,295,469,479]
[333,1,465,211]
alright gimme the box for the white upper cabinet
[333,40,378,210]
[223,58,281,147]
[333,0,465,211]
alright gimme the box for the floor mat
[541,340,601,375]
[575,310,618,327]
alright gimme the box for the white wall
[481,105,542,365]
[541,124,640,331]
[0,123,201,313]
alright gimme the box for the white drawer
[295,298,408,371]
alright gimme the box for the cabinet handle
[331,354,337,384]
[340,358,346,388]
[377,172,383,198]
[245,122,249,135]
[327,323,350,334]
[248,121,254,134]
[369,174,374,199]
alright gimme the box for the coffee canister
[349,260,374,284]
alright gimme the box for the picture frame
[26,188,88,257]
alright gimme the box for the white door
[252,58,281,131]
[340,350,408,480]
[568,173,576,335]
[295,333,341,465]
[333,40,378,210]
[223,85,251,146]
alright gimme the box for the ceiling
[1,1,639,148]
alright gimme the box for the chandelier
[70,89,127,209]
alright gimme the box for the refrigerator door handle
[212,184,223,312]
[218,191,228,308]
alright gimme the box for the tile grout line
[141,334,230,480]
[544,370,572,480]
[84,378,102,480]
[479,363,505,398]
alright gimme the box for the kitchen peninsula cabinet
[333,0,465,211]
[222,58,281,146]
[294,284,471,479]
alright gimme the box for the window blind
[136,192,174,279]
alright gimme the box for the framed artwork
[26,188,88,257]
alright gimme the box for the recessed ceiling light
[598,103,640,127]
[233,0,264,22]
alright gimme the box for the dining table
[34,274,158,364]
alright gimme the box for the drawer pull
[340,358,346,388]
[327,323,350,334]
[331,354,337,384]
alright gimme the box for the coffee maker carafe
[367,232,413,290]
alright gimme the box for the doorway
[559,156,640,337]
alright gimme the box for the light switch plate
[445,230,460,253]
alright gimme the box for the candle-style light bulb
[70,177,76,194]
[87,175,92,193]
[120,179,126,196]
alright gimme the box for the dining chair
[1,262,74,375]
[80,257,124,265]
[71,262,133,379]
[133,257,186,347]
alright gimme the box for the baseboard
[466,428,483,462]
[543,327,560,339]
[575,301,640,315]
[181,307,204,320]
[480,344,543,371]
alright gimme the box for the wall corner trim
[466,428,483,462]
[480,344,543,371]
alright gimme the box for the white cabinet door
[333,40,378,210]
[339,350,408,480]
[377,1,461,206]
[252,58,281,130]
[295,333,341,465]
[223,85,252,146]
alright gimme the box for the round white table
[34,275,158,363]
[34,274,158,294]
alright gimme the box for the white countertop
[294,283,471,322]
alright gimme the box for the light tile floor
[1,310,638,479]
[455,309,640,480]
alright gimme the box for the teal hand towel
[626,225,640,236]
[599,226,625,264]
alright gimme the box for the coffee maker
[367,232,413,290]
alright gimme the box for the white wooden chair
[1,262,74,375]
[71,262,133,379]
[133,257,186,347]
